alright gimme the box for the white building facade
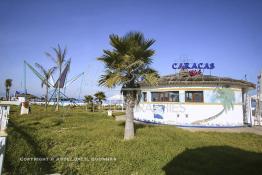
[134,74,255,127]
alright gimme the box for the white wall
[136,86,244,127]
[134,103,243,126]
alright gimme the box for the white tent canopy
[108,94,124,101]
[105,94,124,111]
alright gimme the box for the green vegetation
[5,79,12,100]
[94,91,106,107]
[35,63,57,110]
[84,95,94,112]
[97,32,159,140]
[84,91,107,111]
[45,44,70,111]
[4,106,262,174]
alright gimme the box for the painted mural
[153,105,165,119]
[134,87,245,127]
[192,88,235,124]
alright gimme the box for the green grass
[3,105,262,175]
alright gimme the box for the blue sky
[0,0,262,98]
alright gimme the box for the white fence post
[0,105,10,175]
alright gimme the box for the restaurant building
[134,70,256,127]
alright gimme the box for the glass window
[185,91,203,102]
[151,92,160,102]
[142,92,147,102]
[151,91,179,102]
[169,92,179,102]
[194,92,203,102]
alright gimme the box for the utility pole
[24,61,27,100]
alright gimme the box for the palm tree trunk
[45,86,48,111]
[98,101,101,110]
[192,108,225,124]
[56,68,61,111]
[124,91,136,140]
[7,89,10,101]
[56,87,60,111]
[6,89,8,100]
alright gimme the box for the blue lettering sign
[178,63,183,69]
[203,63,209,69]
[172,62,215,70]
[184,63,190,69]
[191,63,197,69]
[172,63,177,69]
[209,63,215,69]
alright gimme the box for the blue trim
[134,119,244,128]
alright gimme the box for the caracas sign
[172,63,215,70]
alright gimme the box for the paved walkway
[181,126,262,135]
[115,116,262,135]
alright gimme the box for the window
[151,91,179,102]
[142,92,147,102]
[185,91,203,102]
[169,92,179,102]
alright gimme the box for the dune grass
[3,105,262,175]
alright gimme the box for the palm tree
[5,79,12,100]
[35,63,57,111]
[84,95,94,111]
[94,91,106,109]
[46,44,70,111]
[192,87,235,124]
[97,32,159,140]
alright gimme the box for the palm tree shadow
[162,146,262,175]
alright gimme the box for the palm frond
[141,68,159,86]
[46,44,68,73]
[52,44,66,66]
[65,58,71,72]
[140,39,155,51]
[5,79,12,88]
[45,52,56,63]
[35,63,48,76]
[84,95,94,103]
[109,34,127,54]
[97,31,158,89]
[35,63,56,88]
[99,69,130,88]
[47,67,57,78]
[94,91,106,102]
[62,46,67,61]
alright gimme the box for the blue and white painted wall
[134,86,247,127]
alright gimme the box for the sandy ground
[115,115,126,121]
[115,116,262,135]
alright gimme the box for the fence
[0,105,10,175]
